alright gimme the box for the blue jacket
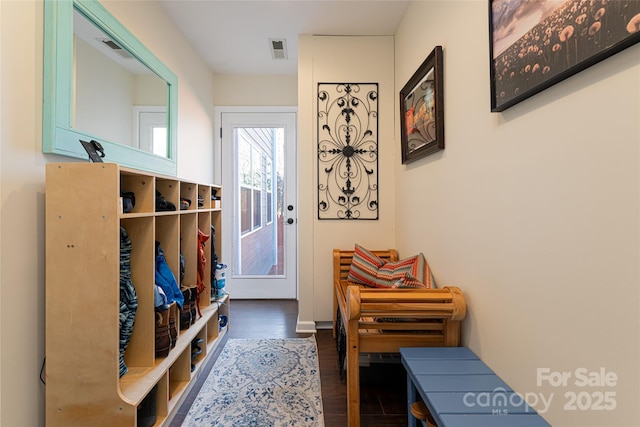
[155,241,184,309]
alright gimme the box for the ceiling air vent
[269,38,288,60]
[98,38,134,59]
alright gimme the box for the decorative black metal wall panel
[317,83,378,220]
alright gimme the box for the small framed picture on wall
[399,45,444,164]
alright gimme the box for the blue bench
[400,347,552,427]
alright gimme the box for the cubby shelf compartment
[180,181,198,211]
[119,304,224,402]
[45,162,226,427]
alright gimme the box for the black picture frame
[400,45,444,164]
[490,0,640,112]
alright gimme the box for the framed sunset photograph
[490,0,640,112]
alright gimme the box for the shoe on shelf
[155,308,171,358]
[168,302,178,349]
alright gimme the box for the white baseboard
[315,321,333,330]
[295,316,317,334]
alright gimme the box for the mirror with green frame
[43,0,178,176]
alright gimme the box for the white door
[221,111,297,299]
[133,106,167,156]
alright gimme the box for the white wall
[1,2,47,426]
[0,0,4,422]
[0,1,217,425]
[394,2,640,426]
[213,74,297,107]
[297,35,396,327]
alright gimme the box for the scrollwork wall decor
[317,83,378,220]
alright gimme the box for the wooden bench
[333,248,467,427]
[401,347,552,427]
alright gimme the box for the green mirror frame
[43,0,178,176]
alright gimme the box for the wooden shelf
[45,162,227,427]
[119,304,223,404]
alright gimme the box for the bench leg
[443,319,461,346]
[406,372,419,427]
[332,287,338,338]
[346,321,360,427]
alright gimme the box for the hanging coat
[155,241,184,309]
[120,227,138,378]
[196,229,210,316]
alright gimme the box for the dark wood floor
[170,299,408,426]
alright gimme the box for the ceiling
[158,0,410,75]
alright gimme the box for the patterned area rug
[182,337,325,426]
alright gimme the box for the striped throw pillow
[347,244,386,287]
[375,253,431,289]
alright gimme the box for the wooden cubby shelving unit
[45,162,227,427]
